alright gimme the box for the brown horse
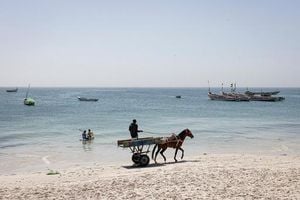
[152,129,194,163]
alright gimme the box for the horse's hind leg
[154,147,161,163]
[160,148,167,163]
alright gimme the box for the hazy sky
[0,0,299,87]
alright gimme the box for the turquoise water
[0,87,299,174]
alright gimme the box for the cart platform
[117,137,163,148]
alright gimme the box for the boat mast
[25,84,30,99]
[221,83,224,94]
[234,82,236,93]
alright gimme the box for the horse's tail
[152,144,157,159]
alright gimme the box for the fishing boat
[245,90,285,101]
[77,97,99,102]
[6,88,18,92]
[208,82,249,101]
[24,84,35,106]
[208,92,237,101]
[245,90,280,96]
[222,83,250,101]
[221,92,250,101]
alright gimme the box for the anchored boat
[24,84,35,106]
[208,82,250,101]
[24,97,35,106]
[77,97,99,102]
[6,88,18,92]
[245,90,285,101]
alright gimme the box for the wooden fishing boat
[208,92,240,101]
[208,82,250,101]
[245,90,285,101]
[222,92,250,101]
[245,90,280,96]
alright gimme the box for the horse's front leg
[179,147,184,159]
[174,148,178,162]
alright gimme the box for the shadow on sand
[122,159,201,169]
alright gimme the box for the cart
[117,137,163,167]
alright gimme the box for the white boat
[24,97,35,106]
[24,84,35,106]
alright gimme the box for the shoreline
[1,153,299,199]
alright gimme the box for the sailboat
[24,84,35,106]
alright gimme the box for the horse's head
[185,129,194,139]
[178,129,194,139]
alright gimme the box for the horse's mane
[177,129,189,140]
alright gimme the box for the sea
[0,87,299,174]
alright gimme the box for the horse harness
[165,134,183,147]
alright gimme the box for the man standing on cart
[129,119,143,139]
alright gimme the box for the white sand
[1,154,300,200]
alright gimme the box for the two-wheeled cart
[117,137,163,167]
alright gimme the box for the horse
[152,129,194,163]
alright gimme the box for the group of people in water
[81,129,95,141]
[81,119,142,141]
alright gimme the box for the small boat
[78,97,99,102]
[24,97,35,106]
[24,84,35,106]
[6,88,18,92]
[176,95,181,98]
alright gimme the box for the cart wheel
[139,155,150,167]
[132,153,140,164]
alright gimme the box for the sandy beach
[1,154,299,200]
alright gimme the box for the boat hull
[6,88,18,92]
[208,93,249,101]
[24,98,35,106]
[78,97,98,102]
[248,96,285,101]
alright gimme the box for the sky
[0,0,299,87]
